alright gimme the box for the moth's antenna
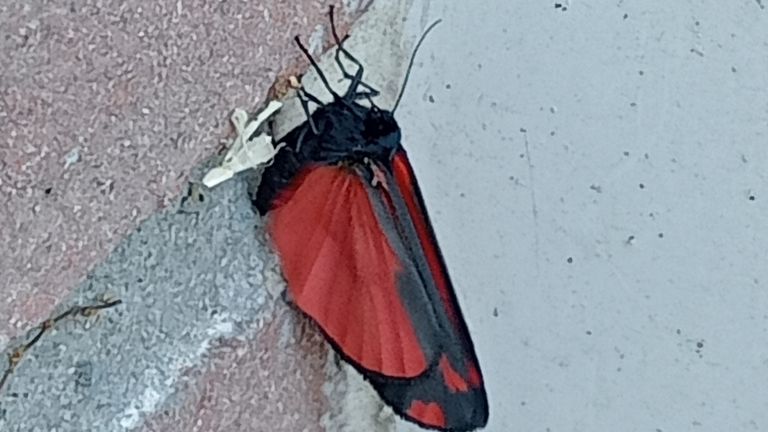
[392,19,442,113]
[328,5,347,46]
[294,36,340,100]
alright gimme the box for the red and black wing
[265,149,488,431]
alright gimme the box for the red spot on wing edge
[407,400,447,429]
[439,355,470,393]
[467,361,483,388]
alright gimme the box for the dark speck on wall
[639,183,645,189]
[586,330,592,335]
[748,195,755,201]
[445,83,452,89]
[695,340,705,358]
[623,151,630,156]
[623,13,629,19]
[428,95,435,103]
[567,257,573,263]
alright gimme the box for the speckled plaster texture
[392,1,768,431]
[0,0,361,347]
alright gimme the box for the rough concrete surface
[0,162,310,430]
[1,0,430,430]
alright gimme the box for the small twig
[0,297,122,395]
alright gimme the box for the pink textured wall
[0,0,357,344]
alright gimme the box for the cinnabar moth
[254,7,489,431]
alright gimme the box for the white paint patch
[116,379,162,429]
[307,24,326,56]
[113,313,239,430]
[206,319,234,336]
[64,147,80,168]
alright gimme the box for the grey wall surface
[395,1,767,431]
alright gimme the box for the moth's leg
[353,91,380,102]
[328,5,380,99]
[298,86,324,106]
[335,46,380,100]
[280,288,294,306]
[294,36,339,101]
[296,88,319,135]
[294,125,309,153]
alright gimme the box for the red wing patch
[266,153,488,431]
[370,352,488,431]
[466,361,483,388]
[407,400,447,429]
[267,165,429,378]
[439,354,470,393]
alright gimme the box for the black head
[294,99,400,165]
[284,6,440,167]
[255,7,438,216]
[361,107,401,157]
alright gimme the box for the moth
[255,7,489,431]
